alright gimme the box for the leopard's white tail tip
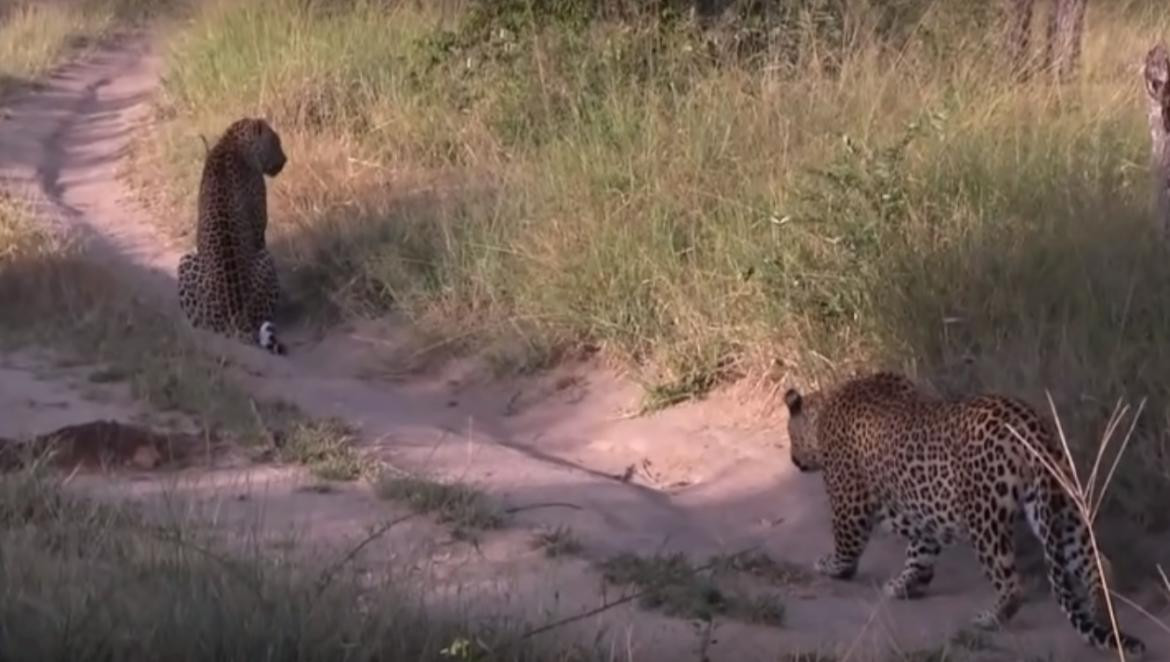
[258,321,286,355]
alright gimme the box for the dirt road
[0,30,1163,661]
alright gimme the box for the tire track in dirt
[1,32,1164,661]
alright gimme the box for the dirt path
[0,32,1165,661]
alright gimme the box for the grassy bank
[0,468,606,661]
[131,0,1170,537]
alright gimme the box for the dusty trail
[0,32,1165,661]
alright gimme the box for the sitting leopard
[784,371,1145,655]
[178,117,287,355]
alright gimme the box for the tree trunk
[1143,44,1170,239]
[1029,0,1087,81]
[1042,0,1059,74]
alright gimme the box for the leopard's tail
[257,321,285,355]
[1023,464,1145,656]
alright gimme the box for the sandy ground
[0,31,1167,661]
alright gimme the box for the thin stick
[840,592,891,662]
[1109,590,1170,637]
[520,590,645,639]
[1086,399,1127,510]
[314,512,419,595]
[149,527,266,600]
[504,502,583,514]
[1091,399,1145,523]
[1045,390,1083,489]
[520,547,758,639]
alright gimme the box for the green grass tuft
[278,416,368,481]
[530,524,583,558]
[375,473,505,538]
[599,551,785,626]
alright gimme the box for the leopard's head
[226,117,287,177]
[784,387,824,472]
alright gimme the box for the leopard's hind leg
[245,249,285,355]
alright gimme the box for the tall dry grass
[0,0,179,95]
[129,0,1170,545]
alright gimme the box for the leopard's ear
[784,388,802,415]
